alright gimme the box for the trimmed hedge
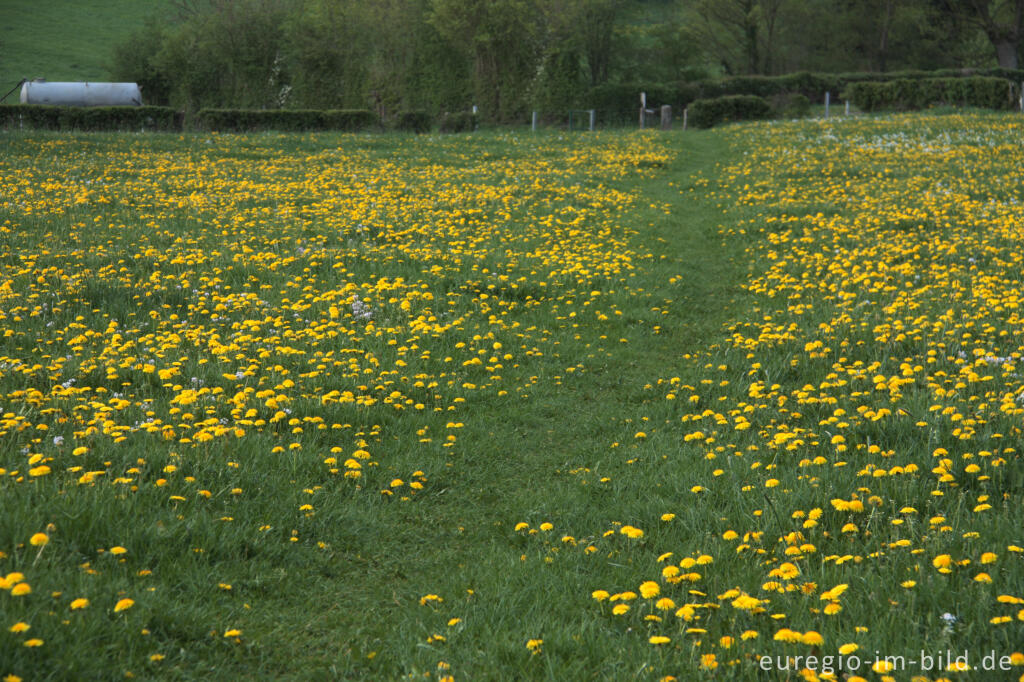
[770,93,811,119]
[394,110,432,133]
[843,77,1020,112]
[439,111,479,133]
[584,68,1024,120]
[196,108,378,132]
[688,95,772,129]
[0,105,180,131]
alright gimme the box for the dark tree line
[112,0,1024,121]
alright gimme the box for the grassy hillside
[0,0,167,89]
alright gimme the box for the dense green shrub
[843,77,1019,112]
[770,93,812,119]
[394,111,433,133]
[438,111,479,133]
[583,69,1024,122]
[688,95,772,129]
[319,110,379,131]
[0,105,180,131]
[196,109,377,132]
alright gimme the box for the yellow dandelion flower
[113,598,135,612]
[639,581,660,598]
[801,631,823,646]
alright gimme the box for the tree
[939,0,1024,68]
[691,0,786,74]
[430,0,542,121]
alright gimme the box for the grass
[1,115,1023,681]
[0,0,165,87]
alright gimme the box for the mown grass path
[247,131,749,680]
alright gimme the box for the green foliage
[110,18,173,106]
[195,108,377,132]
[430,0,542,122]
[438,111,479,133]
[844,77,1020,111]
[0,104,179,131]
[770,93,812,118]
[687,94,772,128]
[394,110,433,133]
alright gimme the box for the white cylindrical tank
[19,80,143,106]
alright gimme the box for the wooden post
[683,107,688,130]
[660,105,672,131]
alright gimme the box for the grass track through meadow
[252,131,748,680]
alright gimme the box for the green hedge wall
[394,111,433,133]
[0,105,180,131]
[843,77,1020,112]
[688,95,772,129]
[584,68,1024,120]
[195,108,378,132]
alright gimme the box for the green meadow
[0,115,1022,681]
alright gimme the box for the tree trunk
[877,0,895,72]
[995,38,1020,68]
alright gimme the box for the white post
[532,111,538,131]
[1020,82,1023,113]
[825,92,830,118]
[640,92,646,129]
[589,109,595,132]
[683,107,688,130]
[845,100,850,116]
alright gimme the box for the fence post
[589,109,595,132]
[845,100,850,116]
[1019,82,1023,113]
[683,107,688,130]
[532,111,537,131]
[825,92,830,118]
[660,105,672,131]
[640,92,646,129]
